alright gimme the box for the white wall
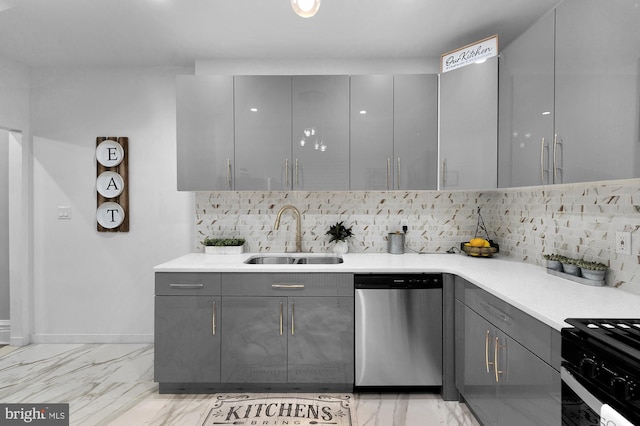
[0,129,8,325]
[0,55,31,345]
[29,66,194,342]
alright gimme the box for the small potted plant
[202,237,246,255]
[543,253,563,271]
[326,221,353,254]
[578,260,608,281]
[560,256,581,276]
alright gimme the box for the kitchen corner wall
[196,178,640,295]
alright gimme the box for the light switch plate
[57,206,72,220]
[616,231,631,255]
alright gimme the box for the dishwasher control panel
[354,273,442,289]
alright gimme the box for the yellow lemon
[469,238,487,247]
[483,240,491,247]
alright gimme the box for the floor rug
[201,394,354,426]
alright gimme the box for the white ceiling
[0,0,560,68]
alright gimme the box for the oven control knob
[579,358,599,379]
[611,377,636,401]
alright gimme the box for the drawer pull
[272,284,305,289]
[169,283,204,289]
[291,302,295,335]
[279,302,283,336]
[484,302,510,323]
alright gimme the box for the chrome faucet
[274,205,302,252]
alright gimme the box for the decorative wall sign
[96,137,129,232]
[440,34,498,73]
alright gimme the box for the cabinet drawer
[455,277,553,367]
[155,272,221,295]
[222,273,354,297]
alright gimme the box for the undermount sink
[244,254,344,265]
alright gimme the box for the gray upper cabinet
[499,0,640,187]
[176,75,234,191]
[498,11,555,188]
[555,0,640,184]
[394,74,438,190]
[234,75,292,191]
[350,75,394,190]
[292,75,350,190]
[440,57,498,190]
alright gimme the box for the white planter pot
[205,245,244,255]
[581,268,606,281]
[331,240,349,254]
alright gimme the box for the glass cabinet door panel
[234,76,292,190]
[292,75,349,190]
[349,75,394,190]
[498,11,555,188]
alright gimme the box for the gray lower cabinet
[455,277,560,426]
[220,273,354,389]
[155,272,354,392]
[154,273,222,389]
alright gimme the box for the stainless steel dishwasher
[355,274,443,389]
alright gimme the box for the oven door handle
[561,366,603,415]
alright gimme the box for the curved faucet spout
[274,205,302,253]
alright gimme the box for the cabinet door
[220,296,287,383]
[234,76,292,190]
[498,11,555,187]
[349,75,394,190]
[154,296,221,383]
[176,76,234,191]
[496,333,561,426]
[461,304,498,426]
[440,57,498,190]
[292,76,350,190]
[555,0,640,184]
[287,297,354,384]
[393,74,438,190]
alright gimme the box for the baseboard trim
[30,333,154,344]
[0,320,9,345]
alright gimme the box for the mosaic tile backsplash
[195,178,640,295]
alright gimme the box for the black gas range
[561,318,640,426]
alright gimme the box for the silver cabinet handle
[212,301,216,335]
[396,157,401,189]
[553,134,563,183]
[441,160,446,189]
[169,283,203,289]
[226,158,232,190]
[285,158,289,187]
[295,158,299,188]
[483,302,511,324]
[279,302,283,336]
[291,302,295,335]
[386,158,391,190]
[540,138,548,184]
[272,284,305,289]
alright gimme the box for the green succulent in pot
[202,237,246,246]
[326,221,353,243]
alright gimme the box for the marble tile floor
[0,344,480,426]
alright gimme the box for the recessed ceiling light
[291,0,321,18]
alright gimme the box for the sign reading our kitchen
[440,35,498,73]
[96,137,129,232]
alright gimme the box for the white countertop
[154,252,640,332]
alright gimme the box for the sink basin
[244,254,344,265]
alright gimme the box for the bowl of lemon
[461,238,498,257]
